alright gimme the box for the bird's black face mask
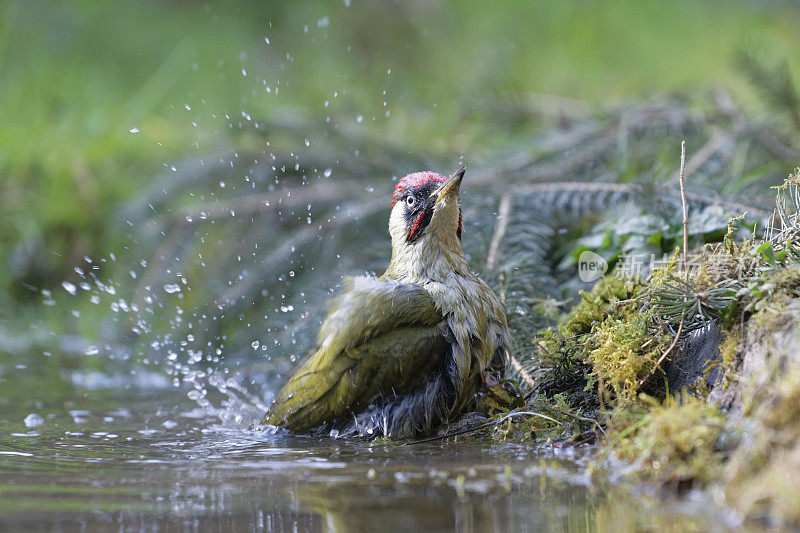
[402,183,438,243]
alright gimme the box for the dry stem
[679,140,689,279]
[486,192,513,270]
[638,316,685,388]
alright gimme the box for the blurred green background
[2,0,800,315]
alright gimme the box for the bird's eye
[406,195,415,207]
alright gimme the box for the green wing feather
[264,277,448,432]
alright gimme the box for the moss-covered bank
[489,171,800,526]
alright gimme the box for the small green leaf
[757,241,777,266]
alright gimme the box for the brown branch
[486,192,513,270]
[508,349,535,390]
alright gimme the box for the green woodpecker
[263,167,511,438]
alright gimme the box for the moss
[529,275,650,408]
[607,394,726,485]
[562,275,637,337]
[587,309,668,405]
[708,325,740,392]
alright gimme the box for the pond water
[0,109,757,531]
[0,351,741,532]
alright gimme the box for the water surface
[0,351,740,532]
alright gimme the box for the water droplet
[24,414,44,428]
[129,127,139,133]
[356,115,363,123]
[323,168,333,178]
[163,284,181,294]
[184,104,192,111]
[62,281,77,295]
[251,341,260,350]
[85,346,99,355]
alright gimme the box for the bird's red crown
[390,171,448,208]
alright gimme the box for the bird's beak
[434,166,466,204]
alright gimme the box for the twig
[597,376,606,413]
[543,405,606,435]
[679,140,689,279]
[486,192,514,270]
[508,349,535,389]
[638,315,685,388]
[402,411,561,446]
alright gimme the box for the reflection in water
[0,364,737,532]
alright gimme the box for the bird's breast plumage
[419,272,509,412]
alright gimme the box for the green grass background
[2,0,800,309]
